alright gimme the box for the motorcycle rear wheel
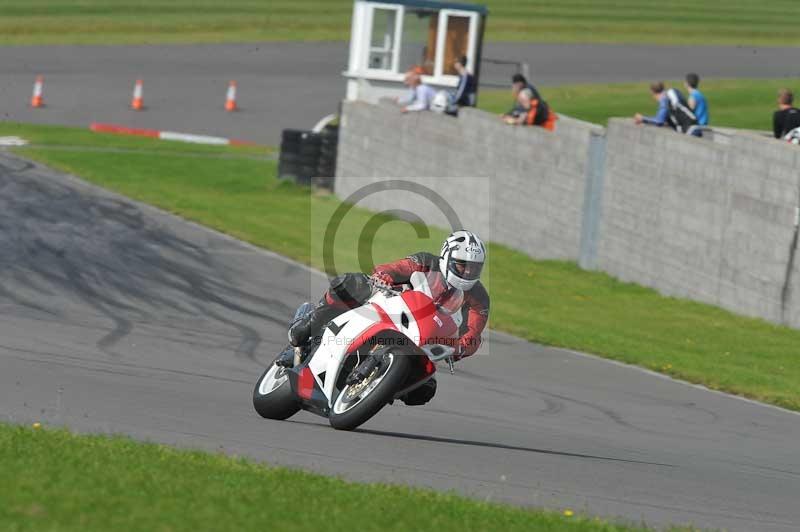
[253,361,301,420]
[329,350,411,431]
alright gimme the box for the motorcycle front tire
[329,350,411,431]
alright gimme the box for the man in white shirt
[398,67,437,113]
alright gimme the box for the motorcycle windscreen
[400,290,440,345]
[410,271,464,316]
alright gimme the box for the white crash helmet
[439,230,486,291]
[431,90,452,114]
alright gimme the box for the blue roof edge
[361,0,488,16]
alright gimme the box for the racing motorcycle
[252,271,462,431]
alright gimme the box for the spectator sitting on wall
[452,56,477,107]
[503,85,558,131]
[773,88,800,141]
[634,82,698,135]
[398,66,437,113]
[685,73,709,130]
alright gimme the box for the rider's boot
[400,377,437,406]
[287,294,342,349]
[275,345,297,368]
[283,274,371,367]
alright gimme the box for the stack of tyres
[279,129,321,186]
[314,125,338,190]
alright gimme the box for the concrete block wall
[335,101,800,329]
[597,119,731,304]
[336,100,603,261]
[597,119,800,327]
[722,132,800,326]
[791,234,800,328]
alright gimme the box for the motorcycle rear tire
[253,362,301,420]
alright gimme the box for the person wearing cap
[398,66,437,113]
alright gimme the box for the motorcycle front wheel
[329,350,411,431]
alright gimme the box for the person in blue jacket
[685,72,709,127]
[452,56,476,107]
[634,82,670,126]
[634,81,698,134]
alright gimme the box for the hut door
[434,10,478,77]
[443,15,469,75]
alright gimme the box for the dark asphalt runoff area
[1,151,799,531]
[2,43,800,144]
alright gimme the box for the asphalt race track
[1,151,799,531]
[3,43,800,144]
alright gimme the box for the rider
[282,230,490,405]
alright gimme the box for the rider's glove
[455,335,479,361]
[371,272,394,288]
[449,342,465,362]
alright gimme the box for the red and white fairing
[307,271,462,405]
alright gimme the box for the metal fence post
[578,130,607,270]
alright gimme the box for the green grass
[479,78,800,131]
[1,0,799,46]
[0,423,695,532]
[3,121,800,411]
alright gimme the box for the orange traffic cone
[225,80,238,112]
[30,76,45,108]
[131,79,144,110]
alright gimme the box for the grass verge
[2,121,800,411]
[0,423,697,531]
[1,0,798,46]
[479,78,800,131]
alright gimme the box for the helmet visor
[449,259,483,281]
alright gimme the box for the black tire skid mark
[11,268,57,298]
[0,345,252,386]
[3,309,249,353]
[0,283,60,318]
[532,388,674,436]
[465,369,675,436]
[189,302,262,363]
[619,388,722,425]
[1,155,292,360]
[461,369,704,434]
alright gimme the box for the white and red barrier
[26,78,257,146]
[89,123,256,146]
